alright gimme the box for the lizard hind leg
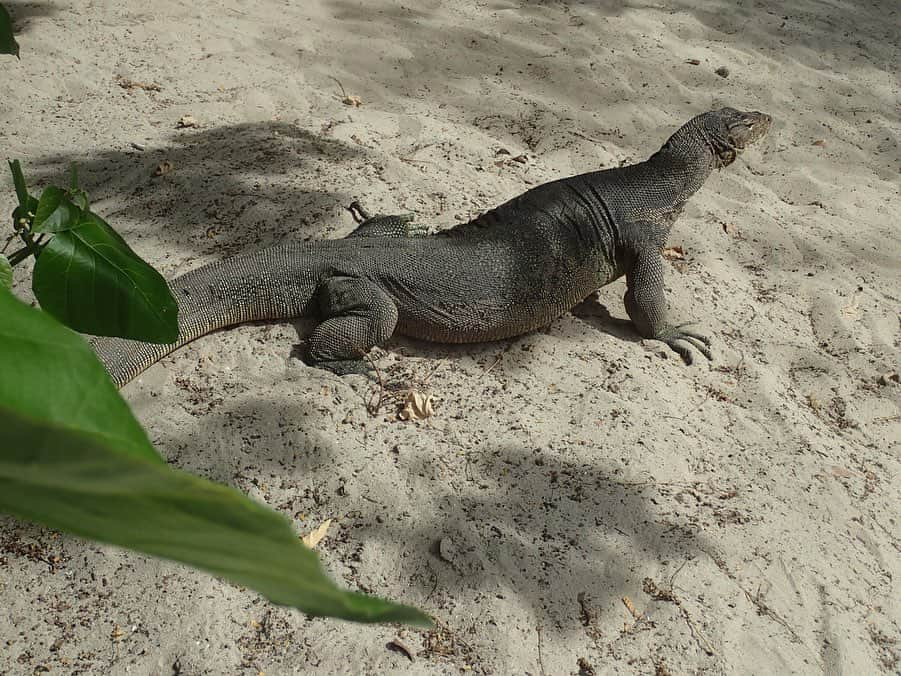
[344,200,426,238]
[305,276,398,375]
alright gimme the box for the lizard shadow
[21,122,369,264]
[285,294,642,376]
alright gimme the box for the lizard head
[704,107,772,167]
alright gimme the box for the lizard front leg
[623,249,712,364]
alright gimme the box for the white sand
[1,0,899,673]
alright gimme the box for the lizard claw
[656,324,712,364]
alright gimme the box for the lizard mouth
[730,111,772,149]
[717,111,772,166]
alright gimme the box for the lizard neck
[613,120,720,236]
[646,125,718,205]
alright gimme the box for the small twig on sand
[569,130,606,145]
[328,75,348,100]
[365,354,386,416]
[421,359,445,386]
[643,577,716,656]
[480,353,504,379]
[536,624,547,676]
[700,548,805,645]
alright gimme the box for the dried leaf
[387,638,415,661]
[812,139,826,147]
[662,246,685,260]
[399,391,434,421]
[301,519,332,549]
[807,393,821,412]
[116,75,161,92]
[722,221,740,237]
[622,596,642,620]
[177,115,200,128]
[343,95,363,107]
[877,371,899,386]
[153,160,174,177]
[686,58,701,65]
[840,295,860,318]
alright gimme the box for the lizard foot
[315,358,374,376]
[655,324,712,365]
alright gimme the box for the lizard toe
[658,326,713,364]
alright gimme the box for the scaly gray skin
[93,107,772,387]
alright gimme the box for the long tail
[92,244,317,387]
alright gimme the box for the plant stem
[17,227,39,258]
[7,246,32,267]
[8,233,45,266]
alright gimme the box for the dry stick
[364,353,386,416]
[678,602,717,656]
[328,75,348,100]
[479,353,504,379]
[2,232,17,254]
[645,578,716,656]
[399,157,436,167]
[569,130,607,145]
[536,624,547,676]
[700,548,804,645]
[424,563,440,602]
[669,560,689,589]
[399,143,437,166]
[421,359,445,386]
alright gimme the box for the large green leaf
[32,185,84,233]
[32,211,179,342]
[0,4,18,58]
[0,290,431,626]
[0,253,10,289]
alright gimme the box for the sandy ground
[2,0,899,673]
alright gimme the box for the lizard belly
[391,274,595,344]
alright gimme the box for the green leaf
[0,253,11,289]
[0,288,162,463]
[0,290,431,626]
[66,163,90,210]
[32,211,179,342]
[69,190,89,211]
[0,4,19,58]
[8,159,31,211]
[33,185,83,233]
